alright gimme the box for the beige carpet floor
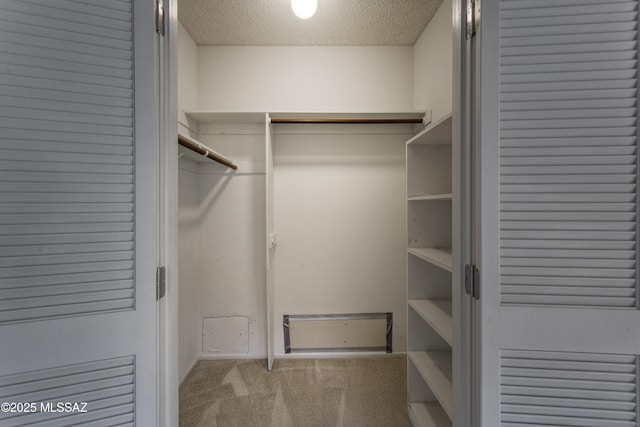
[179,356,411,427]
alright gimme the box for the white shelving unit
[408,299,453,346]
[408,402,451,427]
[407,248,452,272]
[406,113,454,427]
[408,351,453,417]
[406,115,452,145]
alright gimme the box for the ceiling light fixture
[291,0,317,19]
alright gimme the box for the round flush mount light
[291,0,317,19]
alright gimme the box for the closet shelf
[408,193,452,201]
[408,299,453,346]
[183,112,266,124]
[408,351,453,420]
[270,111,427,124]
[406,113,452,146]
[408,402,451,427]
[408,248,452,272]
[184,111,430,125]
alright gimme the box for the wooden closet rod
[271,118,424,124]
[178,133,238,170]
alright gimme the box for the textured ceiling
[178,0,444,46]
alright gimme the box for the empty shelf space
[408,248,452,272]
[408,193,452,201]
[408,351,453,419]
[409,402,451,427]
[406,114,452,146]
[408,299,453,346]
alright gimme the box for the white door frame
[452,0,475,425]
[474,0,500,423]
[157,1,478,425]
[157,0,179,425]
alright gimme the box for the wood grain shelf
[408,402,451,427]
[408,351,453,420]
[407,248,452,272]
[408,299,453,346]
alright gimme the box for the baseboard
[198,353,267,361]
[179,356,200,386]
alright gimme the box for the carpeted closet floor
[179,356,411,427]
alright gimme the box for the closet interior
[176,0,456,425]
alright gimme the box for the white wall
[273,125,410,355]
[178,10,455,365]
[194,125,267,359]
[178,122,409,361]
[177,24,201,382]
[413,0,453,123]
[178,124,268,363]
[178,157,200,381]
[197,46,415,113]
[178,23,198,134]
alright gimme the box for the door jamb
[157,0,179,425]
[452,0,473,425]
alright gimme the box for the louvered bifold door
[474,0,640,425]
[0,0,137,324]
[0,1,157,425]
[500,0,639,309]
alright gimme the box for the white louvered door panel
[500,0,639,309]
[0,1,157,425]
[0,356,136,427]
[501,351,638,427]
[474,0,640,425]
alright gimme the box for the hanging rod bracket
[422,110,433,127]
